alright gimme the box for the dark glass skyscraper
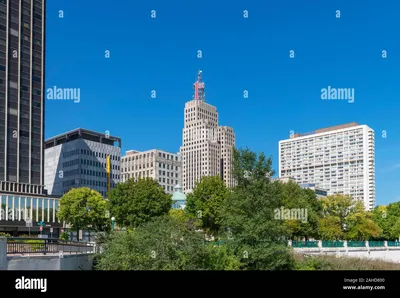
[0,0,45,195]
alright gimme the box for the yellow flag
[106,156,111,192]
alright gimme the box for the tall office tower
[44,128,121,197]
[279,122,375,211]
[120,149,182,194]
[218,126,235,187]
[0,0,46,195]
[180,71,235,193]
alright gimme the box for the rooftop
[45,128,121,149]
[290,122,360,139]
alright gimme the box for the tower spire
[193,70,205,101]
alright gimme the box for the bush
[25,240,45,252]
[19,234,35,238]
[60,232,69,241]
[95,216,241,270]
[0,232,10,237]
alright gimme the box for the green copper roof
[172,184,186,201]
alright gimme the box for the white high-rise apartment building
[279,122,375,211]
[120,149,182,194]
[180,71,235,193]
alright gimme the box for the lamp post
[111,217,115,231]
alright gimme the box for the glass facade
[0,193,59,222]
[0,0,45,192]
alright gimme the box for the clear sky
[45,0,400,206]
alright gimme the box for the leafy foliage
[60,231,69,241]
[319,216,344,240]
[319,195,381,240]
[278,181,322,240]
[95,216,241,270]
[169,209,187,227]
[373,202,400,240]
[185,176,229,235]
[223,148,295,270]
[92,145,400,271]
[108,177,172,228]
[57,187,110,234]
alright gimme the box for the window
[10,28,18,36]
[9,81,17,89]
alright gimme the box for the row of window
[122,151,179,162]
[81,158,119,170]
[61,158,121,171]
[158,170,178,178]
[0,195,58,222]
[81,168,118,180]
[122,162,179,173]
[81,148,120,161]
[62,179,116,189]
[157,177,178,185]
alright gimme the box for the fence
[291,240,400,249]
[6,237,95,255]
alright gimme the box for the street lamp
[111,217,115,231]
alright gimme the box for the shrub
[0,232,10,237]
[25,240,45,252]
[60,232,69,241]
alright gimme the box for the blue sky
[45,0,400,206]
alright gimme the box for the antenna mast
[193,70,205,101]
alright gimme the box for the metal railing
[292,241,319,248]
[292,240,400,248]
[322,241,344,248]
[6,237,95,255]
[347,241,366,247]
[387,241,400,247]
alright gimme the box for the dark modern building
[0,0,45,195]
[0,0,62,237]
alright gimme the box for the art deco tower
[180,71,235,193]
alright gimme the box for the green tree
[185,176,229,236]
[319,216,344,240]
[373,202,400,240]
[169,209,187,227]
[57,187,109,240]
[278,181,322,240]
[95,215,241,270]
[319,194,381,240]
[108,177,172,228]
[320,194,354,232]
[345,204,382,240]
[223,147,295,270]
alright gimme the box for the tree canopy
[373,202,400,240]
[95,215,241,270]
[57,187,110,235]
[185,176,229,235]
[222,148,295,270]
[92,146,400,271]
[108,177,172,228]
[319,194,381,240]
